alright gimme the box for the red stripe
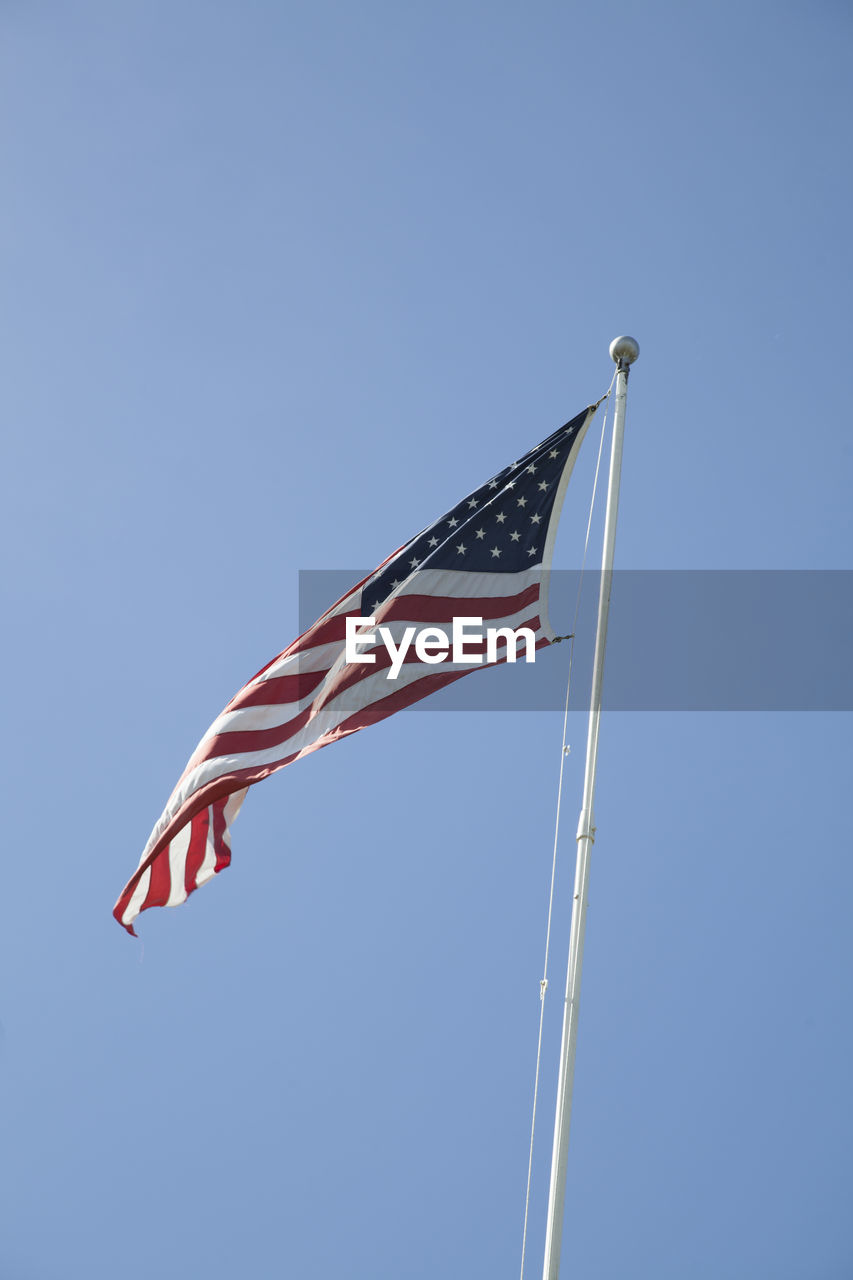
[142,839,174,911]
[185,703,315,772]
[376,582,539,625]
[213,799,230,872]
[184,807,210,893]
[227,669,326,709]
[113,888,136,932]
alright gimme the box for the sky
[1,2,851,1277]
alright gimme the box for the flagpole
[541,335,639,1280]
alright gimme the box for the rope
[518,375,614,1280]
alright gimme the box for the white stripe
[166,821,191,907]
[223,788,247,830]
[122,866,151,926]
[196,805,218,887]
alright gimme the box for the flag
[114,404,599,933]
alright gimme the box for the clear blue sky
[1,3,851,1277]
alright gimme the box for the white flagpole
[541,335,639,1280]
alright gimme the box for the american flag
[114,404,598,933]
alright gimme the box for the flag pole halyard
[541,336,639,1280]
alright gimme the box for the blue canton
[361,407,590,614]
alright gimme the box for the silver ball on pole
[609,335,640,366]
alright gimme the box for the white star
[496,512,506,524]
[391,578,401,588]
[488,479,499,490]
[409,556,420,568]
[506,479,516,489]
[538,481,549,492]
[475,528,486,539]
[428,536,439,548]
[448,516,459,528]
[527,546,537,557]
[530,513,541,525]
[526,463,537,475]
[467,497,479,509]
[517,496,527,508]
[549,449,558,459]
[456,542,467,555]
[490,546,502,558]
[510,530,521,542]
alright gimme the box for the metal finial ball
[609,335,640,365]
